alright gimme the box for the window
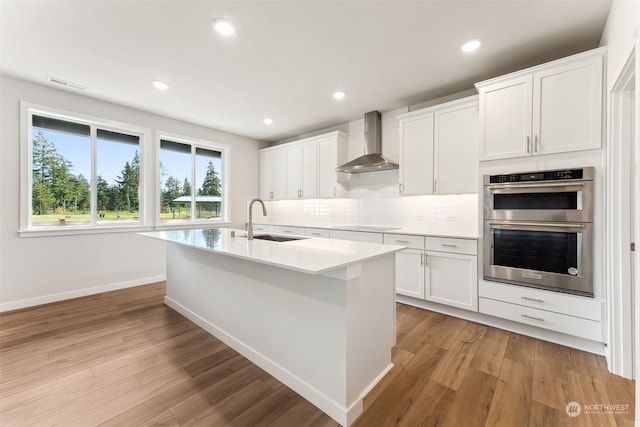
[21,103,150,233]
[158,133,228,225]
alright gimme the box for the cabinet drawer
[479,297,602,342]
[479,280,601,321]
[305,228,330,238]
[384,234,425,250]
[425,237,477,255]
[329,230,384,244]
[273,225,305,236]
[253,224,274,233]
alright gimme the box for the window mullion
[90,126,98,226]
[191,144,196,222]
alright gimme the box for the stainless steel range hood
[335,111,399,174]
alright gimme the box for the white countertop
[268,223,478,240]
[140,228,405,275]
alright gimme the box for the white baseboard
[165,296,359,427]
[0,275,166,312]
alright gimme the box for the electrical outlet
[446,215,456,221]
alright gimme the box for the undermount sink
[253,234,306,242]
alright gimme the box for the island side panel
[165,242,351,423]
[345,254,395,414]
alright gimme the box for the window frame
[155,131,231,229]
[20,102,153,236]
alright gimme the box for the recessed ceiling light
[152,80,169,90]
[264,118,274,125]
[461,39,481,53]
[333,91,346,100]
[213,19,235,36]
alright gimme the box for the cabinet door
[425,251,477,311]
[318,136,346,198]
[259,150,271,200]
[271,148,286,200]
[478,76,533,160]
[285,144,303,199]
[399,113,434,195]
[433,100,478,194]
[260,149,286,200]
[532,56,603,155]
[301,140,317,199]
[395,249,425,299]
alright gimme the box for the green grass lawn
[32,209,218,225]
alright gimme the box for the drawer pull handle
[441,244,458,248]
[521,296,545,303]
[311,233,322,236]
[395,240,410,243]
[521,314,544,322]
[283,230,292,233]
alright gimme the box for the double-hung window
[158,133,229,225]
[21,103,151,234]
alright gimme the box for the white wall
[0,76,264,311]
[600,0,640,91]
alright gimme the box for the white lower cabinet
[252,224,274,233]
[273,225,305,236]
[394,249,425,299]
[384,234,478,312]
[304,227,330,238]
[329,230,384,244]
[425,251,477,311]
[478,280,603,342]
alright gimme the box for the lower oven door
[483,220,593,297]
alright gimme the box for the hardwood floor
[0,282,635,426]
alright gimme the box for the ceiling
[0,1,611,143]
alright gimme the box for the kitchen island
[140,228,404,426]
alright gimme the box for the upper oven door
[483,180,594,222]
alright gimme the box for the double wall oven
[483,168,594,297]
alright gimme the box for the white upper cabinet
[260,131,348,201]
[260,147,286,200]
[317,132,348,198]
[398,112,434,195]
[285,140,317,199]
[398,95,478,195]
[476,47,605,161]
[433,99,479,194]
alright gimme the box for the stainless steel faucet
[247,198,267,240]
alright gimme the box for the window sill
[19,224,155,238]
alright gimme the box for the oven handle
[487,182,584,191]
[488,221,586,230]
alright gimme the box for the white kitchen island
[140,228,404,426]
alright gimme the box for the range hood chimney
[335,111,399,173]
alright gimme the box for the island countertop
[140,228,405,275]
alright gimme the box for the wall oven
[483,168,594,297]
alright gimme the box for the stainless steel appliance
[483,168,594,297]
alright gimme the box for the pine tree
[199,161,221,196]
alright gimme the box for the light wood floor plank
[0,282,634,426]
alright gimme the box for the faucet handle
[244,222,249,232]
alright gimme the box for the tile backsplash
[256,192,478,237]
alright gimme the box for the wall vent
[46,76,87,91]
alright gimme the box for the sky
[35,129,222,191]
